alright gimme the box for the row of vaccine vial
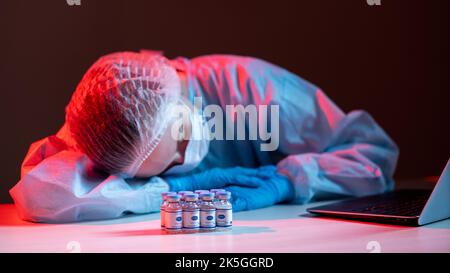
[160,189,232,232]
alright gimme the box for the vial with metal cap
[160,192,176,228]
[164,194,183,232]
[215,191,232,229]
[199,192,216,230]
[182,193,200,231]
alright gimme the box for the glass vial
[160,192,176,228]
[215,191,232,230]
[165,194,183,232]
[199,192,216,230]
[182,193,200,231]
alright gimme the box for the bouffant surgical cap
[65,51,181,177]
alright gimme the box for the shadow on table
[100,226,274,237]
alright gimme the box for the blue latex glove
[163,167,270,192]
[224,165,295,211]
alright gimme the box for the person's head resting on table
[65,51,204,179]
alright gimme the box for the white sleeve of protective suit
[276,86,399,204]
[9,125,169,223]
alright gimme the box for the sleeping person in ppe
[10,51,399,223]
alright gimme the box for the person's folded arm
[261,67,400,205]
[10,127,168,223]
[277,109,399,204]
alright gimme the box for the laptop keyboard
[311,190,433,217]
[352,197,428,216]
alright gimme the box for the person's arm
[187,56,398,208]
[275,78,399,204]
[10,125,168,223]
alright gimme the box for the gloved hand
[163,166,270,192]
[224,165,295,212]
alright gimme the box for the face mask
[163,107,210,175]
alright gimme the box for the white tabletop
[1,201,449,253]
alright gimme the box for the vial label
[183,209,200,229]
[216,209,232,227]
[165,210,182,229]
[160,209,165,227]
[200,209,216,228]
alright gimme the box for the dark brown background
[0,0,448,203]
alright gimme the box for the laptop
[307,159,450,226]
